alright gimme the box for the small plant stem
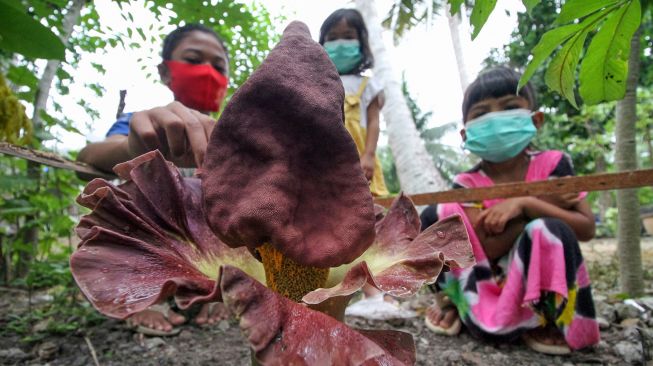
[84,336,101,366]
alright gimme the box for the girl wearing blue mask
[319,9,389,197]
[421,67,599,355]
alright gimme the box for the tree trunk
[595,154,613,223]
[16,0,85,278]
[355,0,447,194]
[446,6,469,90]
[615,28,643,297]
[644,121,653,167]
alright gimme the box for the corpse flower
[70,22,474,366]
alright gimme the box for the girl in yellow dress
[320,8,389,197]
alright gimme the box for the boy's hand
[538,193,581,209]
[128,101,215,168]
[360,153,375,181]
[476,198,526,235]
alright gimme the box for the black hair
[161,23,229,63]
[319,8,374,74]
[462,66,537,122]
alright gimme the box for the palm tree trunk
[615,28,643,297]
[355,0,447,194]
[446,6,469,90]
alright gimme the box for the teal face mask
[324,39,363,74]
[463,109,537,163]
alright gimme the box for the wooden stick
[0,142,116,180]
[84,336,101,366]
[374,169,653,207]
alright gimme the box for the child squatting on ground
[420,66,600,355]
[77,24,231,335]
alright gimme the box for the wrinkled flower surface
[71,20,475,366]
[71,151,472,365]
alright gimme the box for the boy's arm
[77,135,131,180]
[76,102,215,180]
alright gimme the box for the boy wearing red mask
[78,24,229,175]
[77,24,230,335]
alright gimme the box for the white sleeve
[362,77,384,109]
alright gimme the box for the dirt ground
[1,238,652,366]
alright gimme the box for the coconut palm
[355,0,448,194]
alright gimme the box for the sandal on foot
[134,325,181,337]
[424,293,461,336]
[425,311,461,336]
[522,332,571,355]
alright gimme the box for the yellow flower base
[258,243,329,302]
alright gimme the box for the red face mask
[164,60,228,112]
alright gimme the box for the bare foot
[425,303,458,330]
[127,308,186,332]
[194,302,230,325]
[527,326,568,347]
[363,284,399,305]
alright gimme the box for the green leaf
[449,0,465,15]
[522,0,542,13]
[6,65,38,90]
[556,0,621,25]
[579,0,641,105]
[0,0,65,60]
[518,23,583,90]
[470,0,498,40]
[542,6,615,108]
[136,28,146,41]
[544,29,587,108]
[1,206,38,216]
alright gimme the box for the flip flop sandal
[425,310,462,336]
[134,325,181,337]
[424,293,462,336]
[522,332,571,355]
[127,303,182,337]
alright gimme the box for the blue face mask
[463,109,537,163]
[324,39,362,74]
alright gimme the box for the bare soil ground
[1,238,652,366]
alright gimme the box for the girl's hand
[476,198,526,235]
[360,152,375,181]
[538,193,581,210]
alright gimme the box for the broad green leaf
[531,7,616,107]
[518,23,582,90]
[0,0,65,60]
[556,0,621,25]
[523,0,542,14]
[470,0,498,40]
[449,0,465,15]
[544,15,604,108]
[579,0,641,105]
